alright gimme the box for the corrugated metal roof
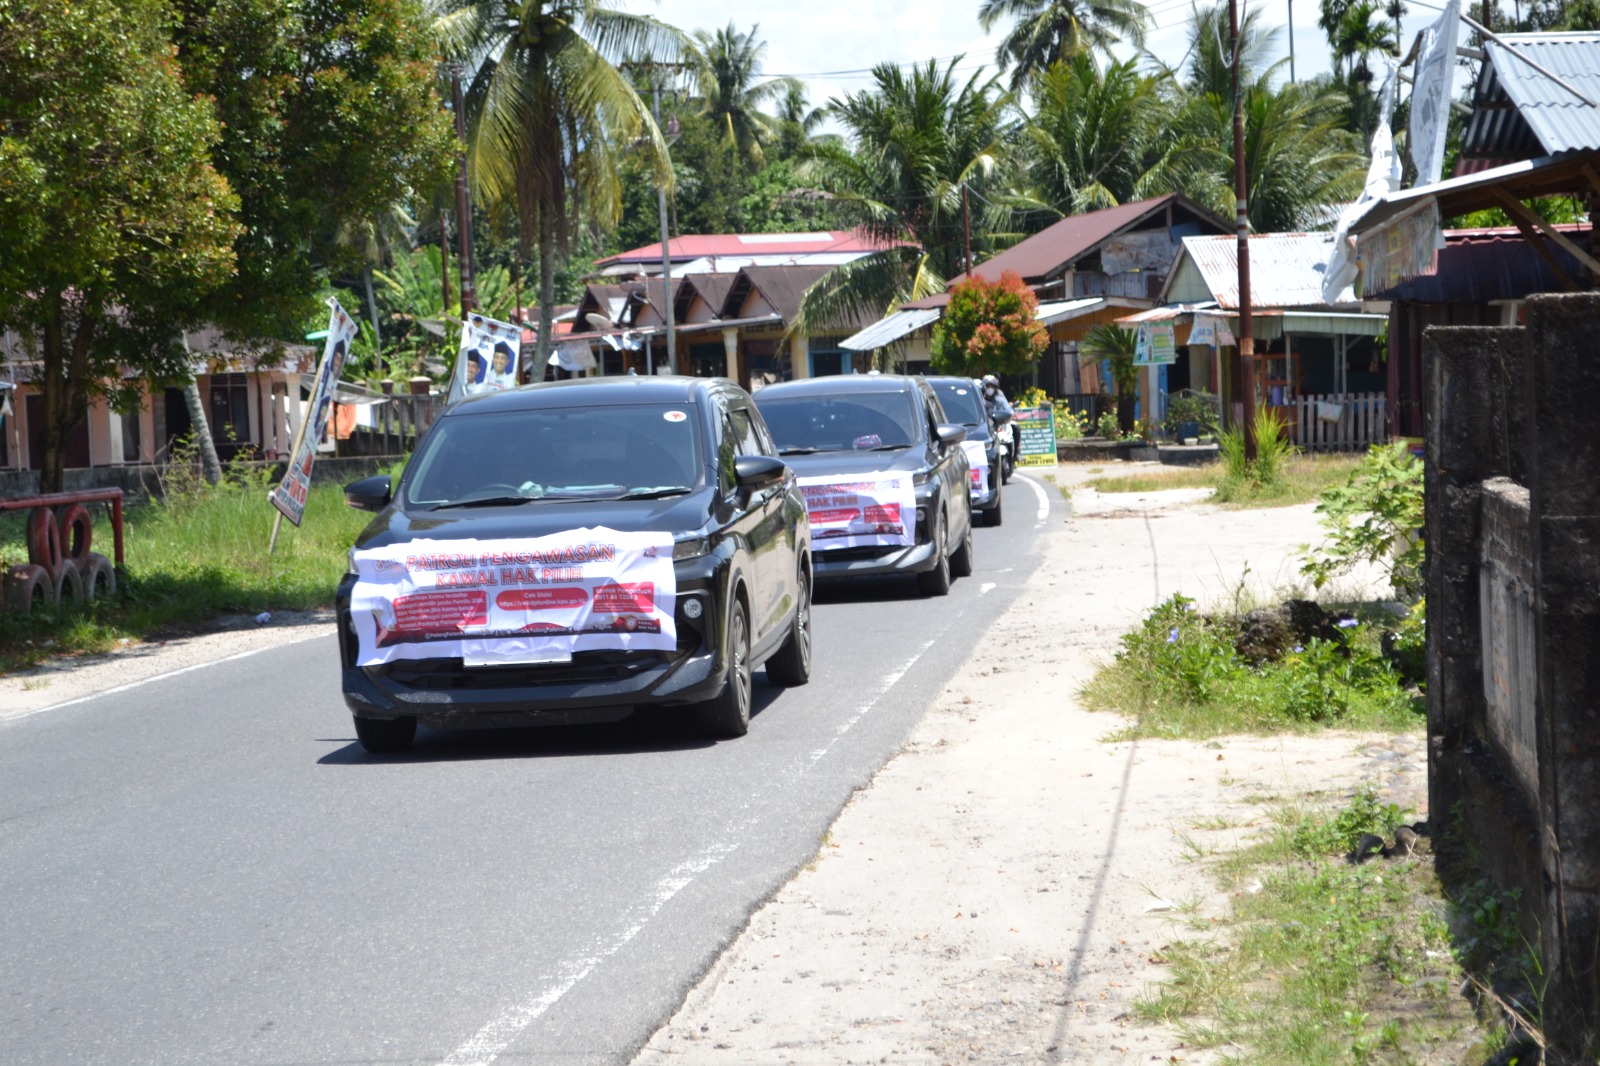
[1173,233,1359,309]
[950,194,1228,285]
[1368,225,1587,300]
[839,309,942,351]
[1035,297,1109,325]
[593,230,898,269]
[1461,33,1600,169]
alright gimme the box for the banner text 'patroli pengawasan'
[798,473,915,551]
[349,528,675,666]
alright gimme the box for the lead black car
[335,377,812,753]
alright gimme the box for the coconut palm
[1013,54,1170,218]
[1333,0,1398,85]
[693,22,800,169]
[977,0,1150,90]
[792,59,1012,337]
[1163,0,1280,98]
[432,0,690,365]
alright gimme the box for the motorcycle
[992,412,1016,483]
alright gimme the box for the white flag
[1409,0,1461,187]
[447,312,524,407]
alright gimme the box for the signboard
[1014,405,1057,468]
[447,312,525,406]
[959,439,989,500]
[797,473,916,551]
[1409,0,1461,187]
[269,299,356,527]
[348,528,676,667]
[1133,323,1177,365]
[1357,199,1442,297]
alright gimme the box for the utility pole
[1288,0,1296,82]
[439,212,452,313]
[1231,0,1257,461]
[450,65,477,315]
[651,78,676,374]
[962,184,973,276]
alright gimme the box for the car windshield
[402,402,703,508]
[757,390,920,453]
[930,382,984,426]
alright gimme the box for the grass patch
[1082,594,1422,741]
[1135,788,1518,1065]
[0,467,389,673]
[1084,453,1363,508]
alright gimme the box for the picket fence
[1291,391,1387,452]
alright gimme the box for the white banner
[1188,314,1217,347]
[1133,323,1177,365]
[349,528,676,667]
[447,312,524,406]
[270,298,357,527]
[959,439,990,500]
[1409,0,1460,188]
[798,473,916,551]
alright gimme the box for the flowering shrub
[929,270,1048,377]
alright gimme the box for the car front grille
[377,652,664,690]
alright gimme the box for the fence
[341,393,438,458]
[1290,391,1386,451]
[1052,393,1107,426]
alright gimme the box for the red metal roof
[595,230,899,267]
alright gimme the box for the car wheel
[917,510,952,597]
[353,714,416,754]
[766,566,812,687]
[692,598,752,738]
[951,510,974,578]
[986,484,1004,527]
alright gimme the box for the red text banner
[797,473,916,551]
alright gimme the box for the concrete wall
[1425,294,1600,1058]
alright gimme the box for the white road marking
[807,638,936,767]
[1015,472,1051,523]
[438,840,742,1066]
[2,630,331,723]
[980,582,997,595]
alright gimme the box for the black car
[335,376,812,753]
[754,374,973,597]
[924,376,1004,527]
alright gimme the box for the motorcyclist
[980,375,1018,475]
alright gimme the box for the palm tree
[1163,0,1280,98]
[1333,0,1398,85]
[792,59,1012,337]
[693,23,800,168]
[432,0,690,366]
[1013,54,1170,218]
[1080,324,1139,432]
[977,0,1150,90]
[775,80,833,156]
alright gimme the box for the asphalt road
[0,472,1061,1066]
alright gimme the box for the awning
[1114,302,1217,325]
[1034,297,1109,326]
[839,308,941,351]
[1276,311,1388,336]
[674,314,783,335]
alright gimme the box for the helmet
[981,374,998,388]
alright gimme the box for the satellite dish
[585,312,613,332]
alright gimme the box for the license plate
[463,648,573,667]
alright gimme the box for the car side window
[727,407,764,458]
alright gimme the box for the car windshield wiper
[778,446,818,455]
[866,442,913,451]
[615,486,694,500]
[428,494,539,511]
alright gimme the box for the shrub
[929,271,1048,377]
[1300,441,1424,599]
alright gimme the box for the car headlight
[673,536,711,561]
[912,470,930,487]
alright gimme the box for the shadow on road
[317,677,787,765]
[812,574,931,605]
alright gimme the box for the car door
[920,384,969,541]
[723,396,793,647]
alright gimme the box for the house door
[25,394,91,471]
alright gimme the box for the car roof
[923,375,979,387]
[755,374,919,400]
[445,375,734,415]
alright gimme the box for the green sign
[1015,405,1057,468]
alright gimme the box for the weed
[1300,441,1424,600]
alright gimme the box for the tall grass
[1215,408,1299,503]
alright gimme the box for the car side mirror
[733,454,788,491]
[935,423,968,447]
[344,475,392,513]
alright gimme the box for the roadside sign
[1014,405,1057,468]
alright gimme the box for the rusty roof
[1170,233,1358,309]
[1369,225,1588,301]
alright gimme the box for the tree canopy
[930,272,1048,377]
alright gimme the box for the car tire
[353,714,417,753]
[766,566,812,687]
[986,485,1003,527]
[917,510,952,597]
[951,511,974,577]
[692,598,752,738]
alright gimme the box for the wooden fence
[342,393,438,457]
[1290,391,1387,452]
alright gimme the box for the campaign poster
[1133,323,1176,365]
[447,312,524,406]
[797,473,916,551]
[348,528,676,667]
[1015,405,1058,468]
[959,439,990,500]
[269,298,356,527]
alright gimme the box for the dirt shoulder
[632,471,1422,1065]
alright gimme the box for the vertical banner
[1408,0,1461,187]
[1133,323,1177,365]
[447,312,525,407]
[959,439,990,500]
[269,299,357,527]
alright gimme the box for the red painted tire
[50,558,84,609]
[54,503,93,568]
[26,507,62,571]
[4,563,50,616]
[81,552,117,601]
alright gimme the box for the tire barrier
[26,506,63,571]
[5,563,51,616]
[80,551,116,601]
[50,558,84,609]
[53,503,93,568]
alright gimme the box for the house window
[208,373,252,458]
[808,338,847,377]
[121,409,142,463]
[688,343,725,378]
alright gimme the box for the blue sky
[628,0,1450,121]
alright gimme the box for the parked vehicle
[924,375,1004,526]
[336,376,812,753]
[754,374,973,597]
